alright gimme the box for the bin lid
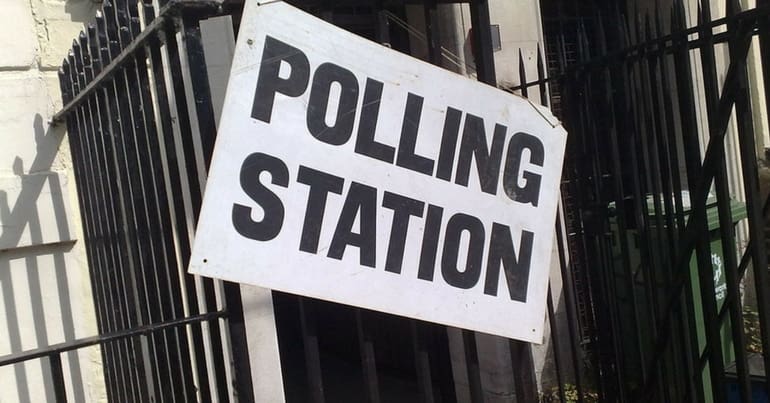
[608,191,747,230]
[645,191,747,230]
[725,352,766,378]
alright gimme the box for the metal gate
[534,0,770,401]
[1,0,769,402]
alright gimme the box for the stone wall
[0,0,105,401]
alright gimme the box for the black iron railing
[2,0,769,402]
[536,1,770,401]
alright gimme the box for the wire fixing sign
[189,1,567,343]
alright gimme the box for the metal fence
[1,0,251,401]
[532,0,770,401]
[1,0,769,402]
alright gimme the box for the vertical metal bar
[652,7,697,400]
[102,2,162,399]
[434,326,458,403]
[651,6,685,273]
[519,50,528,98]
[634,4,754,399]
[654,6,687,250]
[670,3,708,400]
[461,330,485,403]
[574,18,608,402]
[658,8,699,399]
[621,13,669,400]
[113,2,175,399]
[355,310,380,403]
[299,298,326,403]
[511,54,539,403]
[96,8,153,399]
[470,4,540,402]
[750,0,770,396]
[533,39,567,402]
[127,2,196,400]
[49,353,68,403]
[141,5,203,400]
[573,19,617,401]
[423,0,439,65]
[411,322,435,403]
[415,19,460,402]
[59,60,117,403]
[79,57,132,403]
[629,13,664,361]
[60,55,122,403]
[80,27,136,402]
[376,0,390,46]
[72,31,141,402]
[469,0,496,85]
[83,22,115,375]
[554,210,586,403]
[161,16,216,400]
[597,9,645,399]
[548,13,587,401]
[223,283,255,403]
[177,12,231,401]
[546,286,567,403]
[178,13,218,171]
[563,22,600,400]
[536,46,548,107]
[413,12,446,401]
[163,19,203,237]
[154,7,219,401]
[693,2,734,401]
[730,2,770,396]
[720,3,755,402]
[145,36,200,403]
[508,339,537,403]
[640,16,675,402]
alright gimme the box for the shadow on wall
[0,114,87,403]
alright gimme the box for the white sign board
[189,1,567,343]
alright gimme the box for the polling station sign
[189,1,567,343]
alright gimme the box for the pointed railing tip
[653,3,663,36]
[673,0,687,29]
[697,2,704,24]
[644,14,653,41]
[670,9,678,36]
[536,46,545,69]
[103,1,114,16]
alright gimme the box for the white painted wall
[406,0,546,104]
[0,0,105,402]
